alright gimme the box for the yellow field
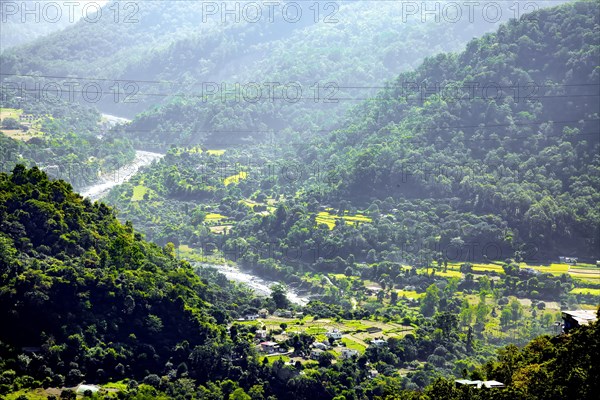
[432,269,463,278]
[224,171,248,186]
[205,212,227,221]
[472,263,505,273]
[206,149,226,155]
[315,211,372,230]
[570,288,600,296]
[396,290,424,299]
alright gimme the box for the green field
[131,185,148,201]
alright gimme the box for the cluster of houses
[257,324,390,364]
[18,113,35,123]
[239,309,305,322]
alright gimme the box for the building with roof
[326,329,343,340]
[260,341,280,354]
[370,339,387,347]
[561,310,597,333]
[455,380,505,389]
[341,348,359,359]
[310,348,324,360]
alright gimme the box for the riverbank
[196,262,310,306]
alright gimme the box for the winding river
[79,114,164,200]
[82,114,307,305]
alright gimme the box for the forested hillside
[0,1,559,141]
[0,91,135,189]
[105,1,600,274]
[0,165,261,391]
[1,1,599,399]
[310,0,600,259]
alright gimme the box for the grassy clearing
[4,389,54,399]
[131,185,148,201]
[206,149,226,156]
[224,171,248,186]
[103,381,128,391]
[341,337,366,353]
[263,355,291,364]
[1,108,47,141]
[0,107,23,119]
[209,225,233,234]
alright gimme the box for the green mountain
[1,1,561,144]
[104,1,600,267]
[0,166,258,389]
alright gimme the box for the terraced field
[315,211,372,230]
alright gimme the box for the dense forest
[0,1,560,138]
[106,0,599,271]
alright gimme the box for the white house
[313,342,328,350]
[255,329,268,339]
[370,339,387,347]
[310,348,324,360]
[326,329,343,340]
[455,379,505,389]
[341,348,359,359]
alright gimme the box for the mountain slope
[0,165,233,386]
[102,1,600,266]
[306,0,600,258]
[1,1,562,143]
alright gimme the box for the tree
[510,298,524,322]
[271,284,290,309]
[318,351,335,367]
[420,284,440,317]
[2,117,20,129]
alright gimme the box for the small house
[310,348,324,360]
[260,341,280,354]
[559,256,578,265]
[326,329,343,340]
[455,380,505,389]
[245,314,259,321]
[255,329,268,339]
[313,342,328,350]
[259,309,269,318]
[368,369,379,379]
[370,339,387,347]
[341,348,359,359]
[561,310,598,333]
